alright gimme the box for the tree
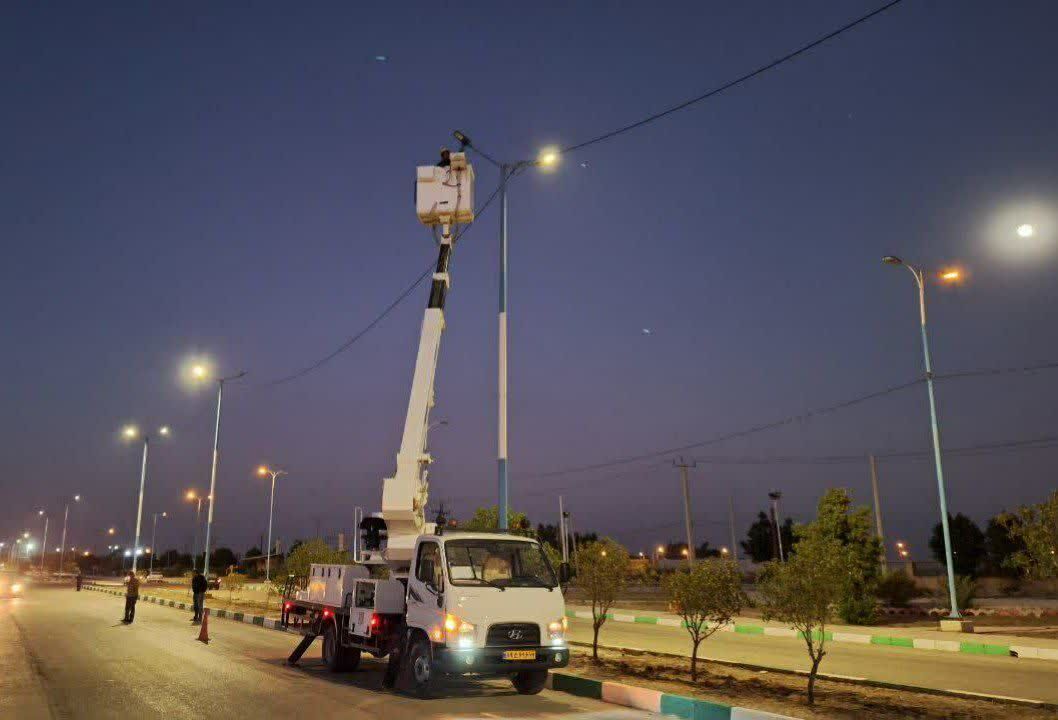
[536,523,560,548]
[270,538,346,595]
[663,559,745,680]
[998,491,1058,581]
[758,532,845,705]
[210,547,238,572]
[245,546,263,558]
[222,569,247,602]
[695,541,720,559]
[984,515,1024,577]
[929,513,985,577]
[577,538,630,660]
[461,506,529,534]
[799,489,882,625]
[741,511,793,563]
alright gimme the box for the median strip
[565,606,1056,663]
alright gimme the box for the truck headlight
[444,614,475,648]
[548,617,567,645]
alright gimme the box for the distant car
[144,572,165,584]
[0,573,26,598]
[206,574,221,590]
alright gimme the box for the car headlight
[11,583,22,593]
[444,614,475,648]
[548,617,567,645]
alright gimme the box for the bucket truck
[280,150,570,696]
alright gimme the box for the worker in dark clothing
[191,570,208,624]
[123,571,140,623]
[75,569,83,591]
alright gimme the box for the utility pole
[869,454,885,568]
[768,490,785,562]
[728,494,739,564]
[38,512,49,573]
[674,458,697,569]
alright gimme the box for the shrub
[934,574,976,610]
[875,571,919,608]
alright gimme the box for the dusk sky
[3,1,1057,562]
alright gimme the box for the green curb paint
[634,615,659,624]
[660,694,732,720]
[551,673,602,699]
[734,624,764,635]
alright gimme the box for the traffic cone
[197,609,210,644]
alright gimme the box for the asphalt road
[567,616,1058,704]
[1,586,652,720]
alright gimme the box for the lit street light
[185,490,208,573]
[58,494,81,577]
[1017,223,1035,238]
[122,424,170,573]
[37,510,49,573]
[452,129,560,530]
[149,511,167,574]
[883,255,964,621]
[189,363,247,579]
[256,465,288,584]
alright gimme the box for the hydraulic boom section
[363,151,474,570]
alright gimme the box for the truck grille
[486,623,539,647]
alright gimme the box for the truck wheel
[511,669,548,695]
[401,634,437,697]
[322,623,358,672]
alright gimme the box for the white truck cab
[404,532,568,687]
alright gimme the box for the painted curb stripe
[634,615,659,624]
[734,624,764,635]
[660,692,731,720]
[551,673,602,699]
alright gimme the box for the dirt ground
[568,645,1055,720]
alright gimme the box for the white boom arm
[367,154,473,569]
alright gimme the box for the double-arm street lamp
[189,363,247,579]
[122,424,170,573]
[256,465,287,583]
[883,255,963,619]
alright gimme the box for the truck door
[406,540,444,636]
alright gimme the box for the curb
[546,672,794,720]
[83,584,291,633]
[564,609,1058,662]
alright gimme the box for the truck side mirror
[559,562,572,584]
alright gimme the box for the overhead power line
[257,178,510,387]
[521,377,924,481]
[560,0,906,154]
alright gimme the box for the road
[567,616,1058,704]
[1,586,651,720]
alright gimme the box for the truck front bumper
[435,645,570,675]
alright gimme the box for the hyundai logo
[507,629,524,640]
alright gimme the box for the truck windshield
[444,539,557,589]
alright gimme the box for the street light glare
[122,425,138,440]
[537,147,560,169]
[257,465,270,477]
[939,269,962,282]
[159,425,170,436]
[1017,223,1035,238]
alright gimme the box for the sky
[3,1,1058,564]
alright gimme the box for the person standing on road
[191,569,207,624]
[123,571,140,623]
[75,569,83,591]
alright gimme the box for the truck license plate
[503,650,536,661]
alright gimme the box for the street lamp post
[122,424,169,574]
[149,511,167,574]
[256,466,287,583]
[883,256,962,620]
[58,494,81,577]
[186,491,205,573]
[38,511,49,573]
[452,131,558,531]
[198,370,247,579]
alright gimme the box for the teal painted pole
[916,272,961,619]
